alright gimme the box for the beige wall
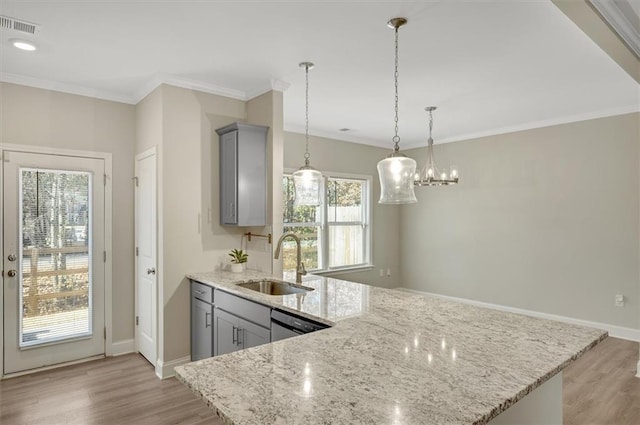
[247,91,284,275]
[283,132,402,288]
[402,113,640,329]
[137,84,282,364]
[0,82,136,343]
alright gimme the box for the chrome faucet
[274,232,307,284]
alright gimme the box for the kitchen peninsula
[176,270,606,425]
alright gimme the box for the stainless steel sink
[236,280,314,295]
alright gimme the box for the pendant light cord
[392,26,401,152]
[304,64,311,166]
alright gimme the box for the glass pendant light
[377,18,417,204]
[292,62,323,206]
[414,107,459,186]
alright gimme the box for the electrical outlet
[615,294,625,307]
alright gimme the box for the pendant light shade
[293,62,323,206]
[292,166,322,206]
[377,17,417,204]
[377,152,417,204]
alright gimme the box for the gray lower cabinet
[213,308,271,356]
[191,281,214,361]
[191,283,271,359]
[213,288,271,356]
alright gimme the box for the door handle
[7,254,16,262]
[5,270,17,278]
[146,268,156,275]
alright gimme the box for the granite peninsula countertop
[176,270,607,425]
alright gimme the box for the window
[282,173,371,273]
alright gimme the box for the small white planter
[230,263,244,273]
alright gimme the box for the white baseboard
[109,339,135,356]
[399,287,640,342]
[155,356,191,380]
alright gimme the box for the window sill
[310,265,375,277]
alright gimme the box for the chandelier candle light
[377,17,417,204]
[292,62,323,206]
[414,107,459,186]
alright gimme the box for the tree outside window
[282,174,370,272]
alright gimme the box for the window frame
[283,170,373,274]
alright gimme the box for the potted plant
[229,248,248,273]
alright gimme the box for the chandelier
[414,107,459,186]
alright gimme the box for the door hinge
[104,173,107,186]
[133,176,138,187]
[104,327,107,340]
[136,316,139,326]
[135,246,139,257]
[103,251,107,262]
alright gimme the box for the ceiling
[0,1,638,149]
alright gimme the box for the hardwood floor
[563,337,640,425]
[0,337,638,424]
[0,354,221,425]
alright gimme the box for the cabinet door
[219,130,238,225]
[191,298,213,361]
[214,308,241,356]
[237,316,271,351]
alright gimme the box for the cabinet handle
[236,327,243,346]
[205,312,211,328]
[228,203,235,219]
[232,325,237,344]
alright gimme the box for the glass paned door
[3,150,105,375]
[20,169,93,347]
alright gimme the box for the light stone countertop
[176,270,607,425]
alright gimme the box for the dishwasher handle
[270,309,329,334]
[271,317,304,335]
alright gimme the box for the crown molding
[283,123,388,149]
[589,0,640,58]
[286,104,640,150]
[130,73,249,104]
[421,104,640,147]
[0,72,137,104]
[246,79,291,100]
[2,71,291,106]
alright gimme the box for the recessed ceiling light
[11,39,36,51]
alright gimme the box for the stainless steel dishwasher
[270,309,329,341]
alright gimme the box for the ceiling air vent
[0,15,41,34]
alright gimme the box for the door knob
[146,268,156,275]
[6,270,17,277]
[7,254,16,262]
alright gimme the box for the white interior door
[135,148,157,366]
[3,150,106,374]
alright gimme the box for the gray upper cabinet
[216,122,268,226]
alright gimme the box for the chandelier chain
[304,64,311,166]
[428,108,433,143]
[393,26,400,151]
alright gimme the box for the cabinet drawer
[191,281,213,304]
[215,289,270,328]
